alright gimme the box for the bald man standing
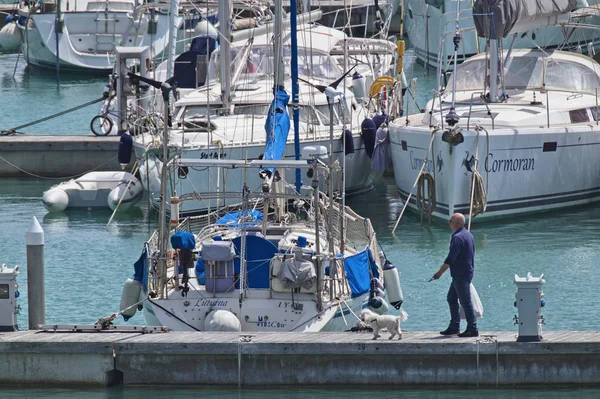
[432,213,478,337]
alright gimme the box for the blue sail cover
[132,247,149,293]
[260,86,290,178]
[344,248,380,297]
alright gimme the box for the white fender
[107,176,143,211]
[42,188,69,212]
[204,309,241,331]
[352,72,367,100]
[0,23,21,52]
[382,260,404,309]
[368,296,390,315]
[120,278,142,321]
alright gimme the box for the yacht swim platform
[0,329,599,386]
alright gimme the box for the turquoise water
[2,176,600,332]
[0,53,106,135]
[2,46,600,395]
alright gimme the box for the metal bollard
[26,216,45,330]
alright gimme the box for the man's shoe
[457,329,479,338]
[439,328,459,336]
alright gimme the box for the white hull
[19,8,172,71]
[405,0,600,69]
[143,291,368,332]
[137,134,381,216]
[389,126,600,223]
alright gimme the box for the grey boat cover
[278,256,317,290]
[473,0,577,39]
[371,124,390,172]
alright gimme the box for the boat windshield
[210,46,342,81]
[452,55,600,94]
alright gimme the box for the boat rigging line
[0,95,108,135]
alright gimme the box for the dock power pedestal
[514,272,545,342]
[0,264,20,332]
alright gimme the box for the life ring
[369,76,395,99]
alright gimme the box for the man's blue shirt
[444,226,475,280]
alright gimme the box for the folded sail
[473,0,577,39]
[260,86,291,178]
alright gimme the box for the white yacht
[389,48,600,223]
[17,0,174,71]
[404,0,600,69]
[131,23,396,217]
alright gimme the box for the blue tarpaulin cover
[261,86,290,178]
[170,231,196,250]
[216,210,263,228]
[344,248,380,297]
[232,235,278,289]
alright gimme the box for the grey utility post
[26,216,45,330]
[514,272,545,342]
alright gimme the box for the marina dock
[1,329,599,387]
[0,135,133,177]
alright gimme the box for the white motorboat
[388,2,600,223]
[17,0,175,71]
[405,0,600,70]
[42,171,143,212]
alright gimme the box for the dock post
[26,216,45,330]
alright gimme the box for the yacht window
[182,105,219,120]
[590,107,600,121]
[504,57,543,89]
[545,60,600,93]
[452,59,486,91]
[315,104,339,125]
[233,104,271,115]
[569,109,590,123]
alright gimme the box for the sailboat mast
[166,0,180,80]
[290,0,301,192]
[274,0,284,88]
[219,0,232,112]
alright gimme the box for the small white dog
[360,308,409,340]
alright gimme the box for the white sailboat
[389,0,600,224]
[128,17,397,216]
[405,0,600,69]
[118,0,401,331]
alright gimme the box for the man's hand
[432,263,450,280]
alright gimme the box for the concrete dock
[1,329,599,387]
[0,135,134,177]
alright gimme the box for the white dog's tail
[399,308,409,321]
